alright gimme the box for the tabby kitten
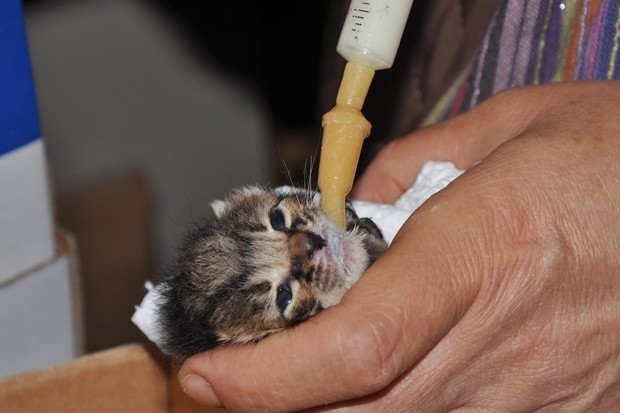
[157,186,387,362]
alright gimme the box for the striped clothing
[423,0,620,125]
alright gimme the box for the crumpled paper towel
[132,161,464,345]
[352,161,464,244]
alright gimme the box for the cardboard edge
[0,344,169,413]
[55,228,85,356]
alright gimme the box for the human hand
[178,81,620,412]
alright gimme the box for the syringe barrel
[337,0,414,70]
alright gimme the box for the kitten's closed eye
[156,185,387,362]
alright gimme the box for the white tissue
[132,161,464,345]
[131,281,164,345]
[353,161,463,244]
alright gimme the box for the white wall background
[25,0,275,265]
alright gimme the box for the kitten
[156,186,387,362]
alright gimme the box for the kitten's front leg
[344,200,387,264]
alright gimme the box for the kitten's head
[158,186,386,361]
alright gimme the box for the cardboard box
[0,0,55,282]
[57,173,153,353]
[0,230,84,378]
[0,344,225,413]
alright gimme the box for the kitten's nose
[289,232,325,259]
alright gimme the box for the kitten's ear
[210,199,227,218]
[239,186,263,197]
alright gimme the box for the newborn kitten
[157,186,387,361]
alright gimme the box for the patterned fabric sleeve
[423,0,620,125]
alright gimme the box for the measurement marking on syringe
[338,0,413,69]
[352,7,366,36]
[350,1,375,39]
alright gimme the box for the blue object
[0,0,40,156]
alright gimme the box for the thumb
[351,89,539,203]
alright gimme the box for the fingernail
[180,374,222,407]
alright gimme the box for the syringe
[318,0,414,229]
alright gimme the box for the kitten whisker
[276,143,295,188]
[311,131,322,198]
[281,159,294,187]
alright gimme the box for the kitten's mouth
[334,233,353,273]
[313,228,365,291]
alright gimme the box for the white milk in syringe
[318,0,415,228]
[337,0,414,69]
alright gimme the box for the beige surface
[0,345,167,413]
[0,344,225,413]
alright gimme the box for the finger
[351,87,542,203]
[351,117,482,204]
[178,194,481,412]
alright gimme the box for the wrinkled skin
[178,81,620,412]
